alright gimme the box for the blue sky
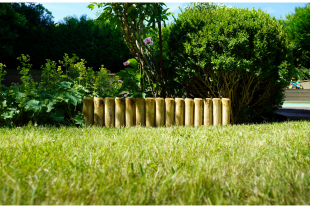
[39,2,308,24]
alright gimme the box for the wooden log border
[83,97,231,127]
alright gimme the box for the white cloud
[263,6,276,14]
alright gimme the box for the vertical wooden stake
[204,98,213,126]
[222,98,231,125]
[94,97,104,126]
[145,97,155,127]
[175,98,185,126]
[83,97,94,126]
[213,98,221,126]
[194,98,203,127]
[155,97,165,127]
[126,98,135,127]
[165,98,175,127]
[115,97,125,128]
[185,98,194,126]
[105,97,115,128]
[135,98,145,126]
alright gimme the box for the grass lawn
[1,121,310,205]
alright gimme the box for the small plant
[0,63,6,91]
[116,58,146,98]
[0,53,118,127]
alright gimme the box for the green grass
[1,121,310,205]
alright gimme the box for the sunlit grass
[1,121,310,205]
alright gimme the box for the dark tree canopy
[0,3,132,73]
[50,15,132,72]
[0,3,27,59]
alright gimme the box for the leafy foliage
[0,3,132,73]
[115,59,143,98]
[0,54,119,127]
[168,6,294,123]
[88,3,173,97]
[148,24,184,98]
[283,3,310,80]
[6,3,54,70]
[49,15,132,73]
[0,3,27,60]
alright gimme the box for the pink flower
[149,41,154,45]
[118,80,123,83]
[123,60,130,66]
[143,37,151,45]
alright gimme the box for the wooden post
[194,98,203,127]
[94,97,104,126]
[165,98,175,127]
[105,97,115,128]
[115,97,125,128]
[222,98,231,125]
[185,98,194,126]
[155,97,165,127]
[213,98,221,126]
[135,98,145,126]
[83,97,94,126]
[145,97,155,127]
[204,98,213,126]
[175,98,185,126]
[126,98,135,127]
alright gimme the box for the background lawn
[0,121,310,205]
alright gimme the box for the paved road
[276,106,310,121]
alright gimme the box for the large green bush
[168,6,294,123]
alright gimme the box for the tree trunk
[158,5,165,98]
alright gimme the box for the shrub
[168,6,294,123]
[0,54,120,127]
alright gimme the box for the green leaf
[142,92,146,99]
[63,92,80,106]
[46,100,56,113]
[126,4,136,14]
[2,108,18,119]
[26,99,45,112]
[74,113,85,126]
[87,4,95,10]
[57,82,71,89]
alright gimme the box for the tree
[48,15,132,73]
[88,3,173,97]
[0,3,27,60]
[283,3,310,79]
[11,3,54,69]
[0,3,131,73]
[0,3,54,69]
